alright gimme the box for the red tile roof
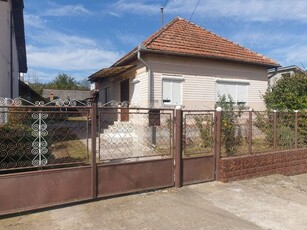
[114,17,279,67]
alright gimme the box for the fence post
[294,110,298,149]
[215,107,222,180]
[175,105,183,188]
[273,110,277,151]
[91,93,98,199]
[248,108,253,155]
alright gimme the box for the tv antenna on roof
[161,0,169,28]
[300,62,305,70]
[161,7,164,27]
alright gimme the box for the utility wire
[163,0,169,8]
[189,0,200,21]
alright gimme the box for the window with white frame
[216,81,249,105]
[162,78,182,105]
[131,80,140,106]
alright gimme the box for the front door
[120,80,129,121]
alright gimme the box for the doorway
[120,79,129,121]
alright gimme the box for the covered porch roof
[89,65,136,82]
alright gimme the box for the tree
[263,72,307,110]
[47,73,79,90]
[78,78,91,90]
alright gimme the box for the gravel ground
[0,173,306,230]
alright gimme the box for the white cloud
[24,13,122,81]
[42,4,91,17]
[24,14,46,28]
[112,0,160,15]
[115,32,145,46]
[109,11,121,18]
[27,45,122,72]
[271,44,307,67]
[112,0,307,22]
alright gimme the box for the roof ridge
[142,17,181,47]
[177,18,277,64]
[111,16,279,67]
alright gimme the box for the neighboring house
[89,17,279,114]
[42,89,91,102]
[19,80,46,103]
[0,0,27,99]
[268,65,305,88]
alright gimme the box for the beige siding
[97,65,148,107]
[146,54,268,110]
[129,66,148,107]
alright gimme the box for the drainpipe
[137,45,156,145]
[137,44,151,107]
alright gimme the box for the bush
[216,95,244,156]
[194,115,213,148]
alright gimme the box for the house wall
[268,70,295,88]
[144,54,268,110]
[0,0,20,99]
[98,65,148,107]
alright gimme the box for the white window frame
[131,79,140,106]
[161,75,184,106]
[216,79,249,105]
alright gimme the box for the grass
[50,139,89,161]
[67,116,88,121]
[184,144,213,157]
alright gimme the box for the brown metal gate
[182,111,216,185]
[0,97,220,216]
[96,106,175,197]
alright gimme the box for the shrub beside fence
[219,110,307,157]
[217,109,307,182]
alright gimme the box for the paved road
[1,174,306,230]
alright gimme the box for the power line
[189,0,200,21]
[163,0,169,8]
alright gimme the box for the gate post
[294,110,298,149]
[175,106,183,188]
[91,92,98,199]
[248,108,253,155]
[273,110,277,151]
[215,107,222,180]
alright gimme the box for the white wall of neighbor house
[268,70,295,88]
[0,0,20,99]
[144,54,268,110]
[0,1,11,98]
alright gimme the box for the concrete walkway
[1,174,306,230]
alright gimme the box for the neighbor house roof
[268,65,305,79]
[42,89,91,101]
[268,65,304,74]
[113,17,279,68]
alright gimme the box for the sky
[23,0,307,83]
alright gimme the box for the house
[19,80,46,103]
[268,65,305,88]
[89,17,279,114]
[42,89,91,102]
[0,0,27,99]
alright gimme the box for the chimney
[50,92,54,101]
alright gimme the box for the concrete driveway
[1,174,306,230]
